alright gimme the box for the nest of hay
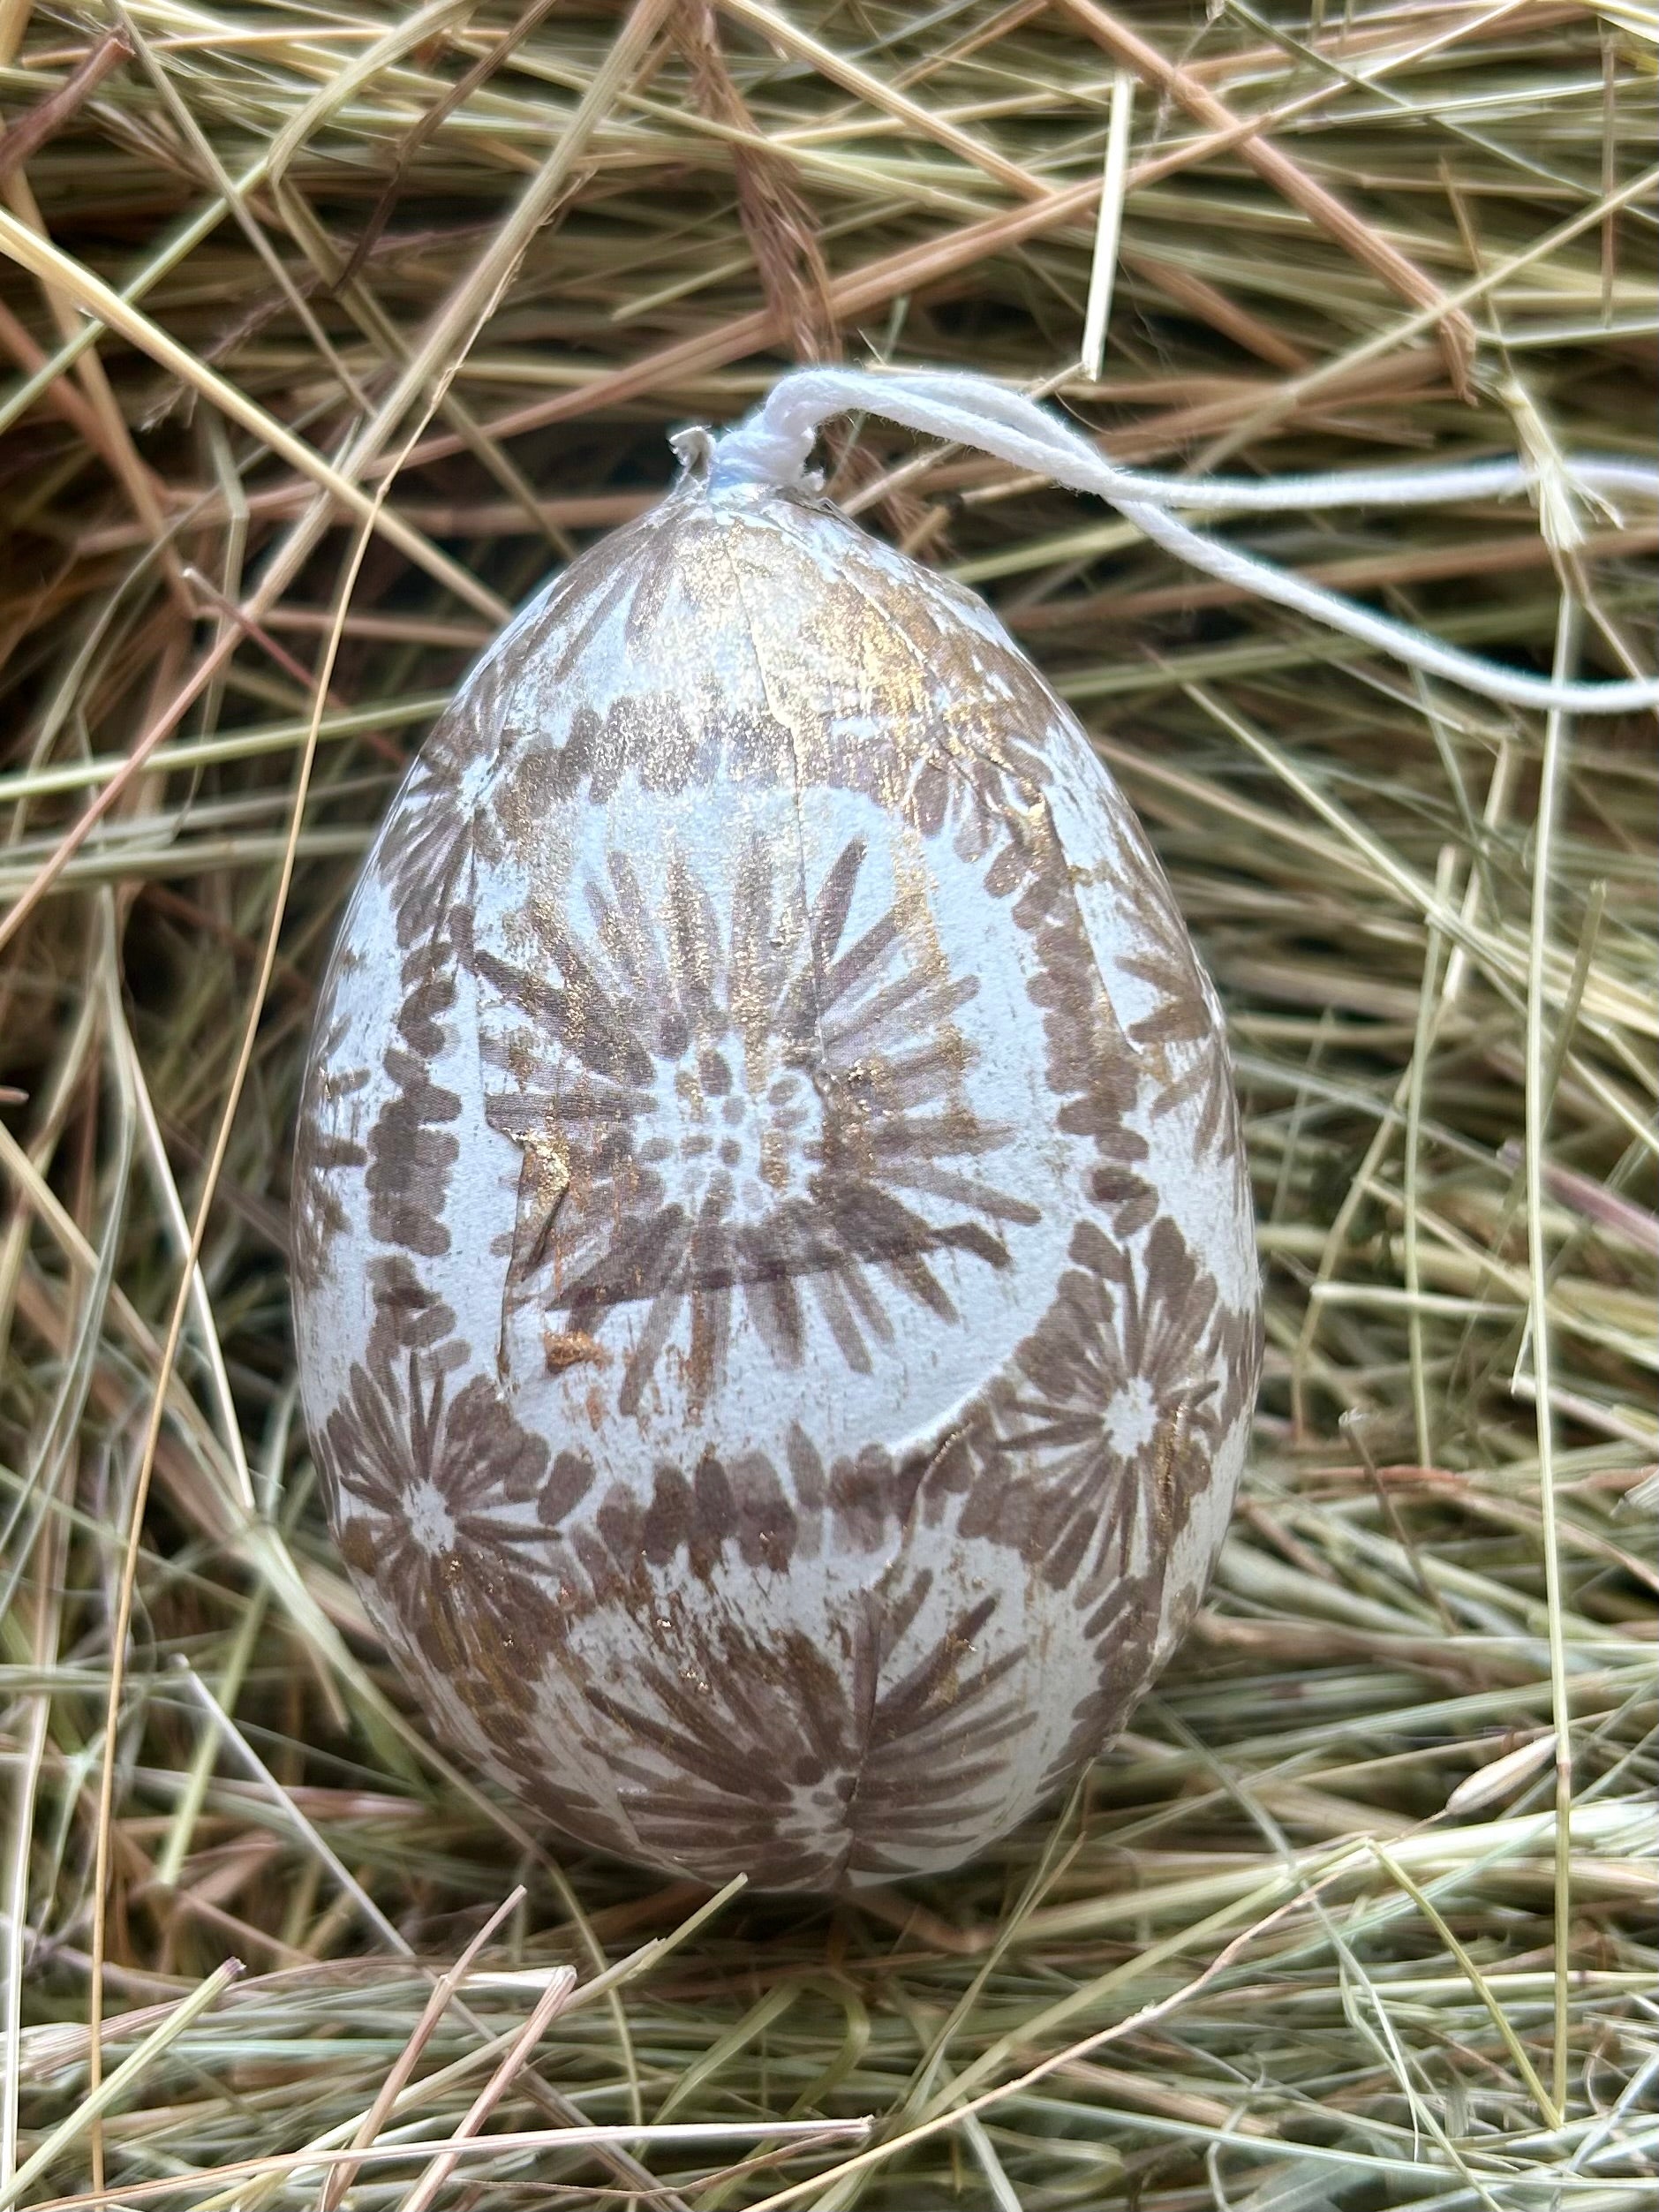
[3,3,1655,2206]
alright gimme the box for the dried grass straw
[1,3,1654,2208]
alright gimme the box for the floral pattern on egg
[293,460,1260,1891]
[474,828,1038,1414]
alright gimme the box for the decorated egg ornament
[293,372,1263,1890]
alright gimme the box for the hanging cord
[707,367,1659,716]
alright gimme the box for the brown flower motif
[483,486,1058,821]
[577,1571,1027,1888]
[380,729,478,950]
[1090,834,1241,1166]
[320,1344,589,1680]
[963,1216,1225,1594]
[377,614,529,947]
[475,832,1040,1415]
[1039,1563,1166,1796]
[290,1118,366,1300]
[290,979,369,1298]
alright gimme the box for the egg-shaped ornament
[292,384,1261,1891]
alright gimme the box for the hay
[2,1,1654,2206]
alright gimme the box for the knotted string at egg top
[291,373,1651,1892]
[713,366,1659,713]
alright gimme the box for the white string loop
[708,367,1659,716]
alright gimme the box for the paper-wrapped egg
[292,433,1261,1890]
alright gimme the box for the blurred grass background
[0,2,1655,2207]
